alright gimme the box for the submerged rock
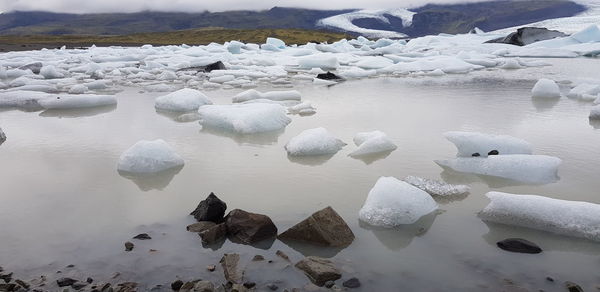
[57,277,78,287]
[497,238,542,254]
[295,256,342,286]
[486,27,567,46]
[187,221,217,233]
[342,278,361,288]
[190,193,228,223]
[220,253,243,284]
[199,223,227,245]
[316,72,343,80]
[225,209,278,244]
[278,206,354,247]
[124,241,134,251]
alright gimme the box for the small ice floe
[531,79,561,98]
[198,103,291,134]
[155,88,212,112]
[568,83,600,100]
[287,101,316,116]
[40,65,65,79]
[404,176,470,197]
[359,177,438,227]
[38,94,117,109]
[285,127,346,156]
[444,131,532,157]
[117,139,184,174]
[349,130,397,157]
[209,75,235,83]
[297,54,340,69]
[232,89,301,103]
[590,105,600,120]
[68,84,88,94]
[500,59,523,69]
[480,192,600,242]
[436,155,561,184]
[0,90,51,109]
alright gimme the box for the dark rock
[171,280,184,291]
[488,150,499,156]
[87,277,94,284]
[15,280,29,289]
[199,223,227,245]
[252,255,265,261]
[190,281,214,292]
[316,72,343,81]
[117,282,138,292]
[18,62,43,74]
[125,241,134,251]
[66,264,75,268]
[295,256,341,286]
[565,281,583,292]
[0,272,12,283]
[207,265,216,272]
[187,221,216,233]
[220,253,243,284]
[180,281,196,291]
[0,128,6,145]
[0,283,17,291]
[546,277,554,282]
[133,233,151,240]
[225,209,278,244]
[278,206,354,247]
[57,278,78,287]
[72,282,88,290]
[243,282,256,289]
[324,281,335,288]
[342,278,361,288]
[497,238,542,254]
[276,250,290,261]
[472,153,481,157]
[485,27,567,46]
[267,283,279,290]
[190,193,227,223]
[202,61,226,73]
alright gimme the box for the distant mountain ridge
[0,0,587,38]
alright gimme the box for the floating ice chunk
[338,67,376,79]
[500,59,523,69]
[68,84,88,94]
[298,55,339,69]
[266,37,286,49]
[198,103,291,134]
[480,192,600,242]
[0,90,50,108]
[380,56,481,74]
[590,105,600,120]
[444,131,532,157]
[312,78,337,86]
[232,89,301,103]
[227,41,244,54]
[359,177,438,227]
[117,139,184,174]
[38,94,117,109]
[84,80,112,90]
[145,84,176,92]
[155,88,212,112]
[285,127,346,156]
[355,56,394,69]
[531,79,561,98]
[209,75,235,83]
[426,69,445,76]
[287,101,316,115]
[570,24,600,43]
[404,176,470,197]
[436,155,561,184]
[158,71,177,81]
[568,83,600,99]
[350,130,397,157]
[40,65,65,79]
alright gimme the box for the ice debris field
[2,24,600,242]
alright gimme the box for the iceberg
[232,89,301,103]
[266,37,286,49]
[155,88,212,112]
[436,155,561,184]
[531,79,561,98]
[198,103,291,134]
[590,105,600,120]
[285,127,346,156]
[287,101,316,115]
[404,176,470,197]
[38,94,117,109]
[350,130,397,157]
[444,131,532,157]
[359,177,438,227]
[117,139,184,174]
[480,192,600,242]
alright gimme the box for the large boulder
[278,206,355,247]
[485,27,567,46]
[199,223,227,245]
[225,209,278,244]
[190,193,227,223]
[220,253,243,284]
[295,256,341,286]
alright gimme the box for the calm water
[1,58,600,291]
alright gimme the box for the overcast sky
[0,0,485,14]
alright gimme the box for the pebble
[342,278,361,288]
[133,233,152,240]
[565,281,583,292]
[324,281,335,288]
[207,265,216,272]
[56,277,77,287]
[252,255,265,261]
[125,241,135,251]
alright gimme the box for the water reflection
[481,221,600,255]
[278,238,347,258]
[350,150,394,165]
[155,109,201,123]
[531,97,560,112]
[200,126,285,146]
[286,153,336,166]
[118,165,184,192]
[39,104,117,118]
[359,212,438,251]
[439,167,558,188]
